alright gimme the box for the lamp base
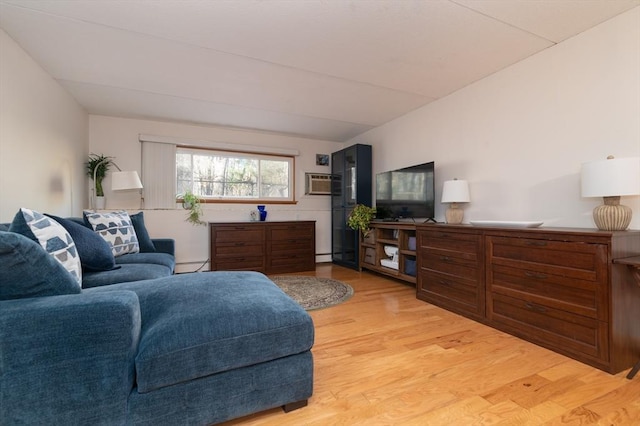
[445,203,464,224]
[593,196,632,231]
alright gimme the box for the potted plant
[347,204,376,240]
[86,153,114,209]
[179,190,206,226]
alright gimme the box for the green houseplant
[86,153,114,197]
[179,190,206,226]
[347,204,376,238]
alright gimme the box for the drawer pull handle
[525,241,547,247]
[525,302,547,313]
[524,271,548,280]
[234,243,246,247]
[440,256,452,262]
[438,279,450,286]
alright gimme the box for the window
[176,147,294,202]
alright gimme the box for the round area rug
[269,276,354,311]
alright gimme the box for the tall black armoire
[331,144,372,270]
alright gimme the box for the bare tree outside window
[177,148,294,202]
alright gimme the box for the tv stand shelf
[360,222,417,284]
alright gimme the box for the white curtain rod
[138,134,300,157]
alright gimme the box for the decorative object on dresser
[210,221,316,274]
[416,223,640,374]
[257,205,267,221]
[331,144,372,270]
[581,155,640,231]
[441,178,470,224]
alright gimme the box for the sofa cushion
[0,231,81,300]
[46,214,117,273]
[9,208,82,286]
[130,212,156,253]
[84,210,139,257]
[82,263,172,288]
[115,252,175,272]
[87,271,314,393]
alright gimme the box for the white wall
[350,7,640,230]
[0,29,88,222]
[88,115,342,271]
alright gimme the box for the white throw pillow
[83,210,139,257]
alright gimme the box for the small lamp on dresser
[441,178,470,224]
[581,155,640,231]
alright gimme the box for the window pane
[260,159,289,198]
[176,147,293,202]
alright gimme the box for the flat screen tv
[375,161,435,221]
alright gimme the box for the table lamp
[441,178,470,224]
[581,155,640,231]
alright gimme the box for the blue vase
[257,205,267,221]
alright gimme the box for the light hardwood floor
[222,264,640,425]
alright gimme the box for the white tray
[470,220,543,228]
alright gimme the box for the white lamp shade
[441,179,470,203]
[111,171,143,191]
[581,157,640,197]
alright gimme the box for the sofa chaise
[0,209,314,425]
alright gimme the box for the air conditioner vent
[305,173,332,195]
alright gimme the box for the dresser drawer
[419,229,481,254]
[418,269,484,319]
[420,248,478,280]
[269,224,314,241]
[214,242,264,257]
[490,293,608,362]
[487,236,608,320]
[211,256,265,272]
[487,236,606,279]
[489,263,606,320]
[213,226,265,244]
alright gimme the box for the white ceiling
[1,0,638,142]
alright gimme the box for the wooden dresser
[209,221,316,274]
[416,223,640,374]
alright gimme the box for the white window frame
[176,146,295,203]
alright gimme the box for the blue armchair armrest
[152,238,175,256]
[0,291,141,425]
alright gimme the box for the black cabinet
[331,144,372,270]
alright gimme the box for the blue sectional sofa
[0,213,314,425]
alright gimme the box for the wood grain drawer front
[487,236,608,320]
[419,230,481,254]
[212,257,265,272]
[489,264,605,320]
[487,236,606,280]
[214,242,264,257]
[270,224,314,241]
[490,293,608,362]
[214,227,265,244]
[418,269,484,317]
[421,248,478,281]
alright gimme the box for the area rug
[269,276,354,311]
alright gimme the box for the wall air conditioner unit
[305,173,332,195]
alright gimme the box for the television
[375,161,435,221]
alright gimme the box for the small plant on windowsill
[178,190,206,226]
[347,204,376,239]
